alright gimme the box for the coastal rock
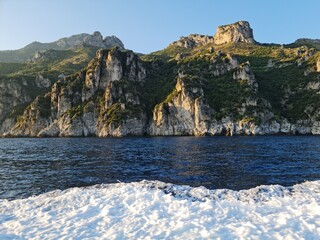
[7,48,146,137]
[2,20,320,137]
[5,94,51,137]
[213,21,255,45]
[0,79,33,133]
[149,77,211,136]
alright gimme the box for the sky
[0,0,319,53]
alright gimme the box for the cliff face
[171,21,255,49]
[149,61,278,136]
[5,48,147,137]
[148,61,319,136]
[0,77,52,134]
[2,21,320,137]
[213,21,255,45]
[170,34,214,49]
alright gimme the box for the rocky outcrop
[103,36,125,49]
[35,75,51,88]
[296,47,317,66]
[6,48,147,137]
[149,76,211,135]
[170,21,256,49]
[212,53,239,76]
[55,31,125,49]
[233,62,258,89]
[6,95,51,136]
[149,63,271,136]
[2,20,320,137]
[170,34,214,48]
[0,32,125,63]
[213,21,255,45]
[0,79,33,133]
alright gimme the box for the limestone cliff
[170,21,255,49]
[213,21,255,45]
[0,77,52,134]
[170,34,214,48]
[2,21,320,137]
[5,48,147,137]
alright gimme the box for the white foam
[1,180,320,239]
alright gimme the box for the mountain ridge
[1,21,320,137]
[0,31,124,63]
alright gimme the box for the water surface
[1,136,320,200]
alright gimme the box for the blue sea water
[1,136,320,200]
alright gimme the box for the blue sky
[0,0,319,53]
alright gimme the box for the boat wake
[1,180,320,239]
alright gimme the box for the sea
[1,136,320,239]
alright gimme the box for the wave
[1,180,320,239]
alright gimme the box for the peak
[219,21,250,28]
[103,36,125,49]
[213,20,255,45]
[92,31,102,37]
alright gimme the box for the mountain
[1,21,320,137]
[0,31,124,63]
[0,32,124,134]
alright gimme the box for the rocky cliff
[1,21,320,137]
[213,21,255,45]
[170,34,214,48]
[171,21,255,49]
[4,48,147,137]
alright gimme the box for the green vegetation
[104,103,143,127]
[36,95,51,118]
[66,105,83,120]
[141,40,320,123]
[1,32,320,133]
[140,59,178,115]
[0,46,97,80]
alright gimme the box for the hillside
[0,32,124,134]
[0,31,124,63]
[1,21,320,137]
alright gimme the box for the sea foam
[1,180,320,239]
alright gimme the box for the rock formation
[55,31,124,49]
[170,34,214,48]
[213,21,255,45]
[0,31,125,63]
[5,48,147,137]
[103,36,125,49]
[0,79,32,133]
[1,21,320,137]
